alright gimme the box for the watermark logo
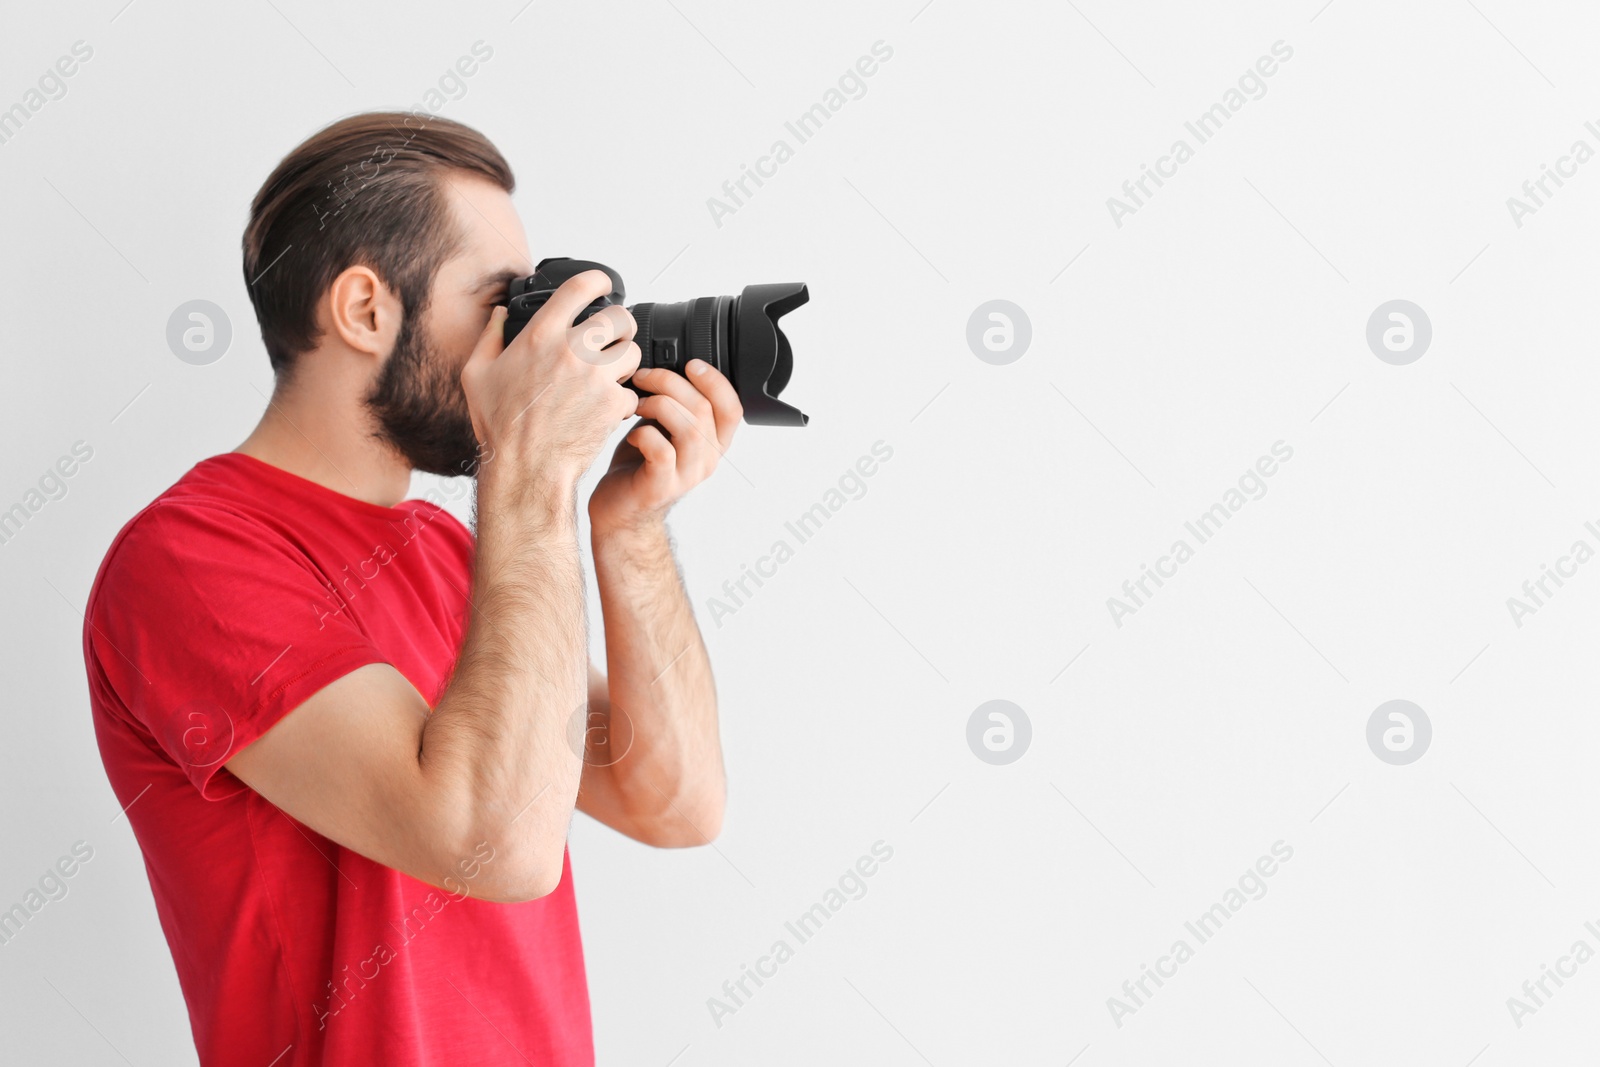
[1505,120,1600,229]
[1366,700,1431,765]
[706,440,894,627]
[314,839,496,1030]
[167,300,232,365]
[568,312,634,366]
[0,40,93,148]
[1106,840,1294,1028]
[173,699,235,768]
[966,700,1031,765]
[1106,441,1295,628]
[707,41,894,228]
[1365,300,1431,365]
[966,300,1031,365]
[567,701,635,768]
[706,841,894,1028]
[1505,920,1600,1029]
[0,440,94,548]
[1504,521,1600,628]
[410,40,494,116]
[1106,40,1294,228]
[0,841,95,948]
[311,505,442,629]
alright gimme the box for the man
[81,111,738,1065]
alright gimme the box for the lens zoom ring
[688,297,719,365]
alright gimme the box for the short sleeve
[88,500,388,798]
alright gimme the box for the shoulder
[104,495,300,578]
[92,456,298,580]
[86,492,318,642]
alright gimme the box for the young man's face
[364,172,533,477]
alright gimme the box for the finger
[634,394,706,464]
[567,305,637,365]
[535,269,619,331]
[461,306,508,444]
[608,340,642,384]
[685,359,742,449]
[631,366,716,428]
[633,365,734,452]
[463,306,508,390]
[627,423,675,473]
[609,378,641,424]
[467,305,508,368]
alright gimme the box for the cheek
[436,309,491,371]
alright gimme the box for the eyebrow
[472,267,524,294]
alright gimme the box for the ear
[325,265,402,359]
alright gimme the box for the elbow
[432,834,569,904]
[487,839,571,902]
[480,870,564,904]
[642,783,725,848]
[466,859,566,903]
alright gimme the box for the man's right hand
[462,269,642,495]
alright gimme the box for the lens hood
[734,282,809,427]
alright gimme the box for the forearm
[419,467,588,894]
[590,518,724,840]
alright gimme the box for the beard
[364,309,480,477]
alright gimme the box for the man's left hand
[588,359,742,533]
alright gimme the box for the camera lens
[631,295,728,376]
[503,259,809,427]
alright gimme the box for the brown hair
[242,111,514,376]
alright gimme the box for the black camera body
[503,257,810,427]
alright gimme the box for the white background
[3,0,1599,1063]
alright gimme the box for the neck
[236,369,412,509]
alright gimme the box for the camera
[503,258,810,426]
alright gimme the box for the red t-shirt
[82,452,593,1066]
